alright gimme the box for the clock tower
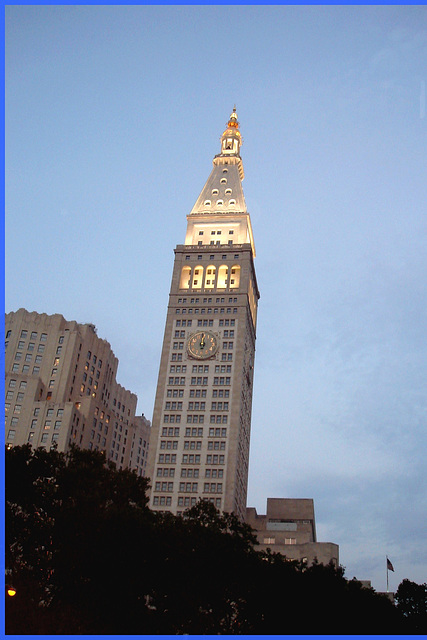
[146,108,259,520]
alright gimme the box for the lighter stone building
[5,308,150,475]
[146,108,259,519]
[246,498,339,566]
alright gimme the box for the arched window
[229,265,240,289]
[192,265,203,289]
[217,265,228,289]
[204,265,216,289]
[229,199,236,206]
[180,266,191,289]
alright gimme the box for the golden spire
[227,106,239,129]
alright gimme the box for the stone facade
[246,498,339,566]
[5,308,150,476]
[146,109,259,519]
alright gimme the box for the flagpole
[386,556,389,592]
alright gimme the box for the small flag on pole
[387,558,394,572]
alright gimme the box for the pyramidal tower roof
[189,107,248,217]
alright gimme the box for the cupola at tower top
[186,107,255,255]
[219,106,242,158]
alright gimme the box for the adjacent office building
[5,308,150,476]
[146,108,260,519]
[246,498,339,566]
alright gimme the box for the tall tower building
[147,108,260,520]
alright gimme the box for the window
[7,430,16,440]
[264,537,276,545]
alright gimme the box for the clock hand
[200,333,205,348]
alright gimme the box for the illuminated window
[180,266,191,289]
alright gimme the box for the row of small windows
[157,453,225,465]
[153,497,223,509]
[159,439,227,451]
[164,401,230,411]
[167,389,228,399]
[175,318,235,328]
[6,330,48,341]
[177,298,237,304]
[6,429,60,446]
[185,253,240,261]
[175,308,237,316]
[180,265,240,289]
[154,481,223,494]
[163,415,228,424]
[160,427,227,438]
[156,467,224,479]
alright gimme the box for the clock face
[187,331,218,360]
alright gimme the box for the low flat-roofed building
[246,498,339,567]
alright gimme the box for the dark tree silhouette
[5,445,410,634]
[396,578,427,632]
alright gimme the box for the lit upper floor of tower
[184,108,255,256]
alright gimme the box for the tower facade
[147,109,259,520]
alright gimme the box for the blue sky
[5,5,427,592]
